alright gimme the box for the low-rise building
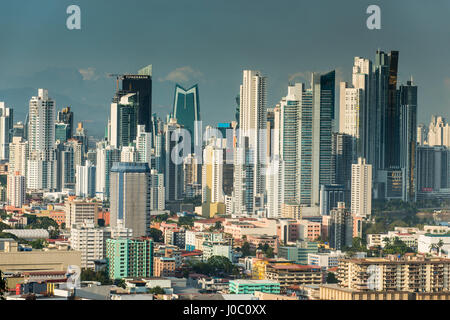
[338,255,450,293]
[264,264,323,291]
[153,256,176,277]
[308,251,344,269]
[228,280,280,294]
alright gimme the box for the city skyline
[1,0,450,304]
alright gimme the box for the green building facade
[106,238,153,279]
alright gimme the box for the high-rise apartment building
[150,169,165,211]
[319,184,345,216]
[27,89,57,191]
[427,115,450,148]
[202,140,225,218]
[75,160,96,198]
[329,202,353,250]
[8,172,25,208]
[135,125,152,164]
[164,118,184,201]
[298,71,335,207]
[106,237,153,279]
[399,80,418,202]
[351,157,372,218]
[416,146,449,200]
[0,102,13,161]
[70,221,105,269]
[233,136,254,215]
[239,70,267,201]
[110,162,151,237]
[337,256,450,292]
[110,92,138,149]
[95,142,121,200]
[64,196,100,228]
[57,106,74,139]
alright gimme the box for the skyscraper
[8,172,25,208]
[329,202,353,250]
[201,139,226,218]
[95,141,121,200]
[110,162,151,238]
[150,169,165,211]
[110,92,138,149]
[386,51,400,169]
[172,84,201,150]
[164,118,184,201]
[373,50,390,173]
[351,157,372,218]
[74,122,89,155]
[427,115,450,147]
[332,132,353,205]
[416,146,449,200]
[55,123,71,142]
[298,71,335,207]
[399,80,418,202]
[57,107,74,139]
[76,160,96,198]
[239,70,267,202]
[106,238,153,279]
[135,125,152,164]
[27,89,57,191]
[0,102,13,161]
[233,136,254,215]
[352,57,373,162]
[120,65,152,133]
[279,83,303,205]
[319,184,345,216]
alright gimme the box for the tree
[81,269,112,285]
[436,240,444,255]
[383,237,413,255]
[114,279,126,289]
[149,228,163,242]
[0,271,6,300]
[149,286,165,295]
[214,221,222,230]
[241,242,252,257]
[177,216,194,228]
[326,272,338,284]
[429,243,437,253]
[265,246,274,258]
[382,237,391,248]
[30,239,45,249]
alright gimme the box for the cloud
[159,66,203,83]
[444,78,450,88]
[288,71,311,82]
[79,67,99,81]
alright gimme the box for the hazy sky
[0,0,449,137]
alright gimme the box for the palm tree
[429,243,437,254]
[436,240,444,256]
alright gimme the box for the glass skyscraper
[120,65,152,133]
[172,84,200,149]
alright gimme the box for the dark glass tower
[120,65,152,133]
[386,51,400,169]
[399,80,418,202]
[57,107,74,138]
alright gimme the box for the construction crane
[106,73,125,92]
